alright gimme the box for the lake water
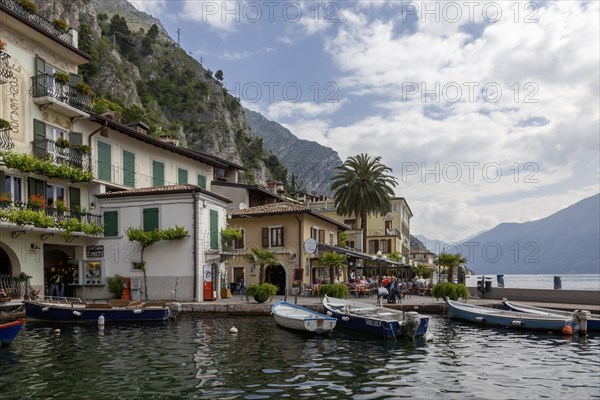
[466,274,600,291]
[1,315,599,399]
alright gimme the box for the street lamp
[372,250,387,286]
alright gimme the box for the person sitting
[385,277,399,304]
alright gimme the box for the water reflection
[1,315,598,399]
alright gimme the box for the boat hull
[0,318,25,347]
[24,301,177,322]
[502,300,600,331]
[323,296,429,339]
[447,299,579,332]
[271,301,336,333]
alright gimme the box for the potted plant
[52,19,68,33]
[107,275,124,299]
[55,138,70,149]
[19,0,37,14]
[0,192,12,207]
[76,82,93,96]
[52,72,69,84]
[0,288,11,302]
[29,194,46,210]
[245,283,278,303]
[0,118,10,130]
[220,227,242,251]
[55,199,67,214]
[75,144,91,154]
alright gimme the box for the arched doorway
[0,246,12,275]
[0,241,19,276]
[265,264,286,295]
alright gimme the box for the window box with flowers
[76,82,93,96]
[19,0,37,14]
[29,194,46,210]
[52,19,68,33]
[55,138,70,149]
[52,72,69,84]
[0,192,12,208]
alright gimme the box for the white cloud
[265,100,344,120]
[180,0,239,32]
[129,0,167,16]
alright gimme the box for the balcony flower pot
[245,283,277,303]
[75,144,91,154]
[53,72,69,84]
[55,138,70,149]
[52,19,68,33]
[76,82,93,96]
[0,193,12,208]
[29,194,46,211]
[19,0,37,14]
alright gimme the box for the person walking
[49,267,61,297]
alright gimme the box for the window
[1,172,21,202]
[69,187,80,212]
[329,232,335,245]
[197,174,206,189]
[210,210,218,250]
[347,240,355,249]
[311,227,319,240]
[368,240,379,254]
[234,230,245,249]
[97,141,112,181]
[103,211,118,236]
[152,160,164,187]
[344,219,356,229]
[262,227,284,247]
[28,177,45,198]
[178,168,188,184]
[318,229,325,243]
[143,208,159,232]
[380,239,390,254]
[123,150,136,188]
[45,184,65,207]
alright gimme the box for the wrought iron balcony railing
[0,127,15,150]
[0,0,74,46]
[31,74,93,114]
[0,51,13,82]
[31,138,92,172]
[0,274,30,299]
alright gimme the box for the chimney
[276,181,284,195]
[126,121,150,135]
[266,180,277,193]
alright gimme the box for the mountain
[413,235,448,254]
[244,109,343,195]
[36,0,295,186]
[459,194,600,275]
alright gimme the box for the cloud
[180,0,239,32]
[264,100,344,120]
[129,0,167,16]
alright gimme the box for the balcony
[31,74,92,118]
[0,0,74,46]
[0,126,15,150]
[0,50,12,84]
[367,228,401,238]
[31,138,92,172]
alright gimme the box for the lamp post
[372,250,387,286]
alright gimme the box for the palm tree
[437,252,468,283]
[245,247,279,284]
[317,251,347,284]
[330,154,398,253]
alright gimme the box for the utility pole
[177,28,181,46]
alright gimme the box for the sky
[128,0,599,243]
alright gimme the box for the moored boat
[322,295,429,340]
[502,299,599,331]
[0,318,25,347]
[271,300,337,333]
[446,298,585,332]
[24,297,181,322]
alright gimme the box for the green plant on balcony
[0,192,12,207]
[52,72,69,84]
[29,194,46,210]
[221,227,242,251]
[9,208,54,228]
[19,0,37,14]
[55,138,70,149]
[0,118,10,130]
[0,152,94,183]
[52,19,68,33]
[75,82,93,96]
[75,144,91,154]
[55,199,67,214]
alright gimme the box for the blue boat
[322,295,429,340]
[446,298,582,332]
[502,299,599,331]
[24,298,181,322]
[0,318,25,347]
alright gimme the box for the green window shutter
[103,211,118,236]
[209,210,218,250]
[69,132,83,145]
[69,187,80,211]
[33,119,46,158]
[197,174,206,189]
[177,168,188,184]
[97,141,112,181]
[143,208,159,232]
[28,177,45,198]
[0,170,5,194]
[34,56,46,96]
[123,150,136,188]
[152,161,164,187]
[262,227,269,248]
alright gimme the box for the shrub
[107,275,123,298]
[432,282,470,301]
[245,283,278,303]
[316,283,349,299]
[53,19,68,33]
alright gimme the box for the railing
[0,0,74,46]
[31,74,92,114]
[0,200,102,226]
[0,127,14,150]
[0,51,13,81]
[367,228,401,237]
[0,274,30,298]
[32,138,92,172]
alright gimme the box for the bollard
[575,310,591,335]
[554,276,562,290]
[497,274,505,288]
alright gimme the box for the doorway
[265,264,286,295]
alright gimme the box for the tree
[330,154,398,253]
[437,252,467,283]
[317,252,347,284]
[215,69,224,81]
[126,226,188,300]
[245,247,279,284]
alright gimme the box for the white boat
[271,300,337,333]
[502,299,599,331]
